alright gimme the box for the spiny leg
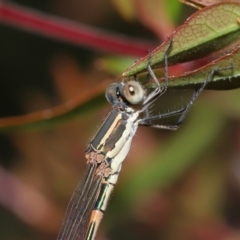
[139,106,187,127]
[142,39,173,109]
[139,66,232,130]
[148,38,173,92]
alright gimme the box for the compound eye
[105,83,119,104]
[122,81,144,104]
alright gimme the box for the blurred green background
[0,0,240,239]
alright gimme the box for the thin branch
[0,1,157,57]
[0,79,108,132]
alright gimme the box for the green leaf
[123,2,240,76]
[166,46,240,90]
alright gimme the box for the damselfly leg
[142,39,173,119]
[139,66,233,129]
[143,39,173,107]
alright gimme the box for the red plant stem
[0,2,157,57]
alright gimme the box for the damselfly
[57,48,220,240]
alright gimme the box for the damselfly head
[105,81,145,106]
